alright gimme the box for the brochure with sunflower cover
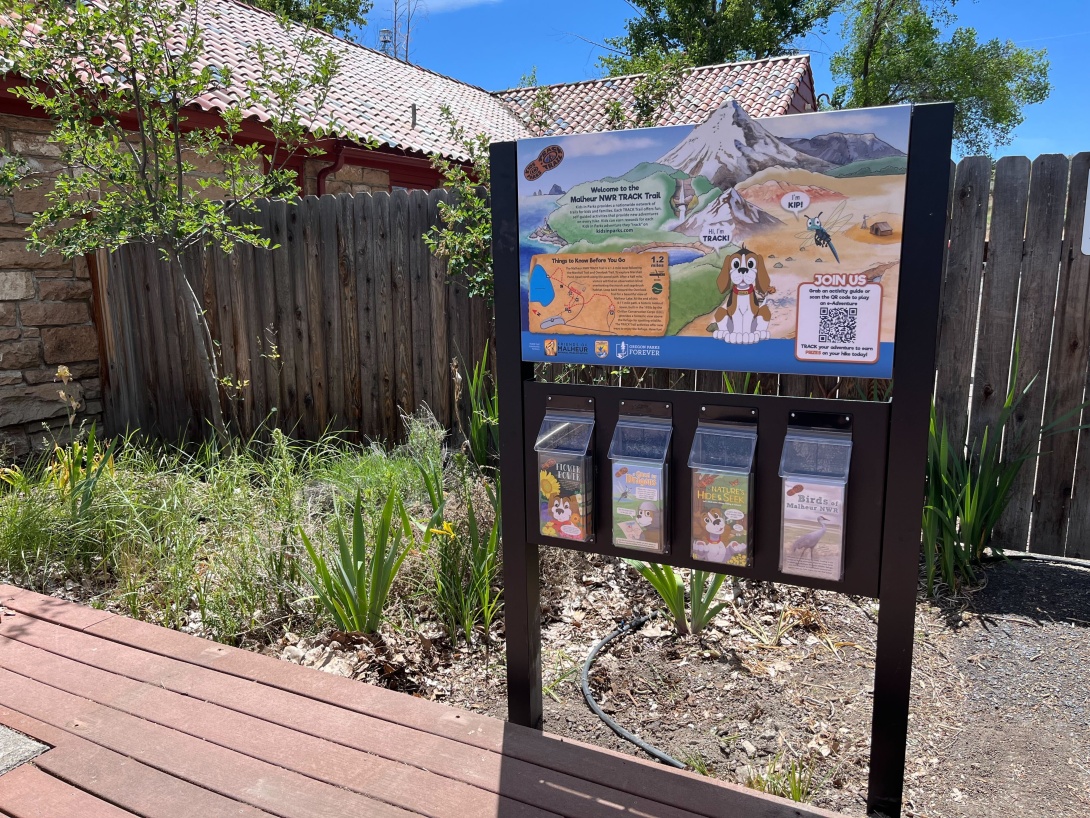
[534,410,594,542]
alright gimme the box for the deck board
[0,763,136,818]
[0,635,548,818]
[0,585,844,818]
[0,707,270,818]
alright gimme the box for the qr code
[818,306,858,344]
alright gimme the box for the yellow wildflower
[429,521,456,539]
[55,365,71,384]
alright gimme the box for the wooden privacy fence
[96,154,1090,557]
[933,152,1090,559]
[97,189,492,444]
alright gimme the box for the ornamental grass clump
[299,490,414,635]
[923,348,1089,595]
[431,466,501,645]
[624,560,728,636]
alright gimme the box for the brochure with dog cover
[688,423,757,567]
[516,103,912,377]
[608,418,672,553]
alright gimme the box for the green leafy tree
[600,0,837,75]
[0,0,351,438]
[517,67,555,134]
[604,47,692,130]
[247,0,372,38]
[423,106,492,299]
[831,0,1051,155]
[425,70,549,299]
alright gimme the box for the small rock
[786,256,795,261]
[302,646,324,667]
[320,655,356,678]
[815,257,824,263]
[773,262,784,268]
[741,740,758,757]
[282,645,305,663]
[284,632,300,645]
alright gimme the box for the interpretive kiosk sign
[517,102,912,377]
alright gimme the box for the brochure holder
[534,410,594,542]
[688,423,757,567]
[607,417,672,553]
[778,429,853,581]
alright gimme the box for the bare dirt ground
[272,553,1090,818]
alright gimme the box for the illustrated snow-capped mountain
[782,132,904,165]
[676,187,780,241]
[655,100,833,189]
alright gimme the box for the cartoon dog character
[692,507,748,563]
[550,494,583,538]
[709,248,775,344]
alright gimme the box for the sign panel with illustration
[517,103,912,377]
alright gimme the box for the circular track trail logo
[524,145,565,181]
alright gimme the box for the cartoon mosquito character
[795,200,853,263]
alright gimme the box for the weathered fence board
[427,191,452,427]
[999,154,1071,550]
[935,156,990,447]
[98,158,1090,556]
[372,191,397,442]
[967,156,1029,448]
[1054,153,1090,557]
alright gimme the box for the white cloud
[424,0,502,12]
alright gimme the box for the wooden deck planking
[0,637,549,818]
[0,669,417,818]
[0,764,137,818]
[0,707,271,818]
[0,616,709,818]
[0,586,842,818]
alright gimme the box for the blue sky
[358,0,1089,158]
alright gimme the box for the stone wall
[302,160,391,196]
[0,114,101,461]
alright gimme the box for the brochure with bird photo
[691,469,751,566]
[779,480,845,581]
[612,462,666,553]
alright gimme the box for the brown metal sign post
[493,102,954,817]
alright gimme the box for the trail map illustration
[516,103,912,377]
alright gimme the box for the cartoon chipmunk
[692,508,747,563]
[635,501,661,544]
[549,494,584,539]
[708,247,775,345]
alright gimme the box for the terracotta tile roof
[187,0,530,160]
[495,55,814,136]
[17,0,810,160]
